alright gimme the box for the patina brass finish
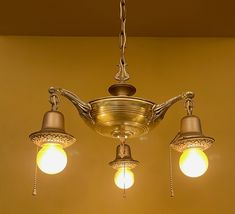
[47,88,195,139]
[170,115,214,152]
[109,144,139,169]
[88,96,155,138]
[29,111,76,148]
[40,111,65,131]
[85,92,196,138]
[108,83,136,96]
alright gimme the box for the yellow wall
[0,37,235,214]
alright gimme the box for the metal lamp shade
[29,111,76,148]
[109,144,139,169]
[170,115,214,152]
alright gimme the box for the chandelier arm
[48,87,94,123]
[150,91,195,122]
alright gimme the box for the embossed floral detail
[30,132,76,148]
[170,137,214,153]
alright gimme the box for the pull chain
[123,162,126,198]
[169,147,174,198]
[32,146,39,196]
[115,0,130,83]
[119,137,126,198]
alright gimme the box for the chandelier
[29,0,215,196]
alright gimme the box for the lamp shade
[109,144,139,169]
[170,115,214,152]
[29,111,76,148]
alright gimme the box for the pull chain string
[123,162,126,198]
[119,137,126,198]
[115,0,130,83]
[169,147,174,198]
[32,146,39,196]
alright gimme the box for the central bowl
[80,96,158,138]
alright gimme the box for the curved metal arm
[150,91,195,123]
[48,87,94,123]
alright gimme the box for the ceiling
[1,0,235,36]
[0,36,235,213]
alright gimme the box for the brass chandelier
[29,0,215,196]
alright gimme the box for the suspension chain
[115,0,130,83]
[185,98,193,116]
[49,92,60,111]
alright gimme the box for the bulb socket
[41,111,65,132]
[180,115,202,136]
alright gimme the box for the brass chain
[185,98,193,115]
[169,147,174,198]
[32,146,39,196]
[49,93,60,111]
[115,0,130,83]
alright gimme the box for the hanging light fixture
[109,138,139,193]
[170,97,214,178]
[29,94,76,175]
[29,0,214,196]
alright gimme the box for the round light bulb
[179,148,208,178]
[36,143,67,174]
[114,167,134,189]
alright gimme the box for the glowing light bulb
[179,148,208,178]
[114,167,134,189]
[36,143,67,174]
